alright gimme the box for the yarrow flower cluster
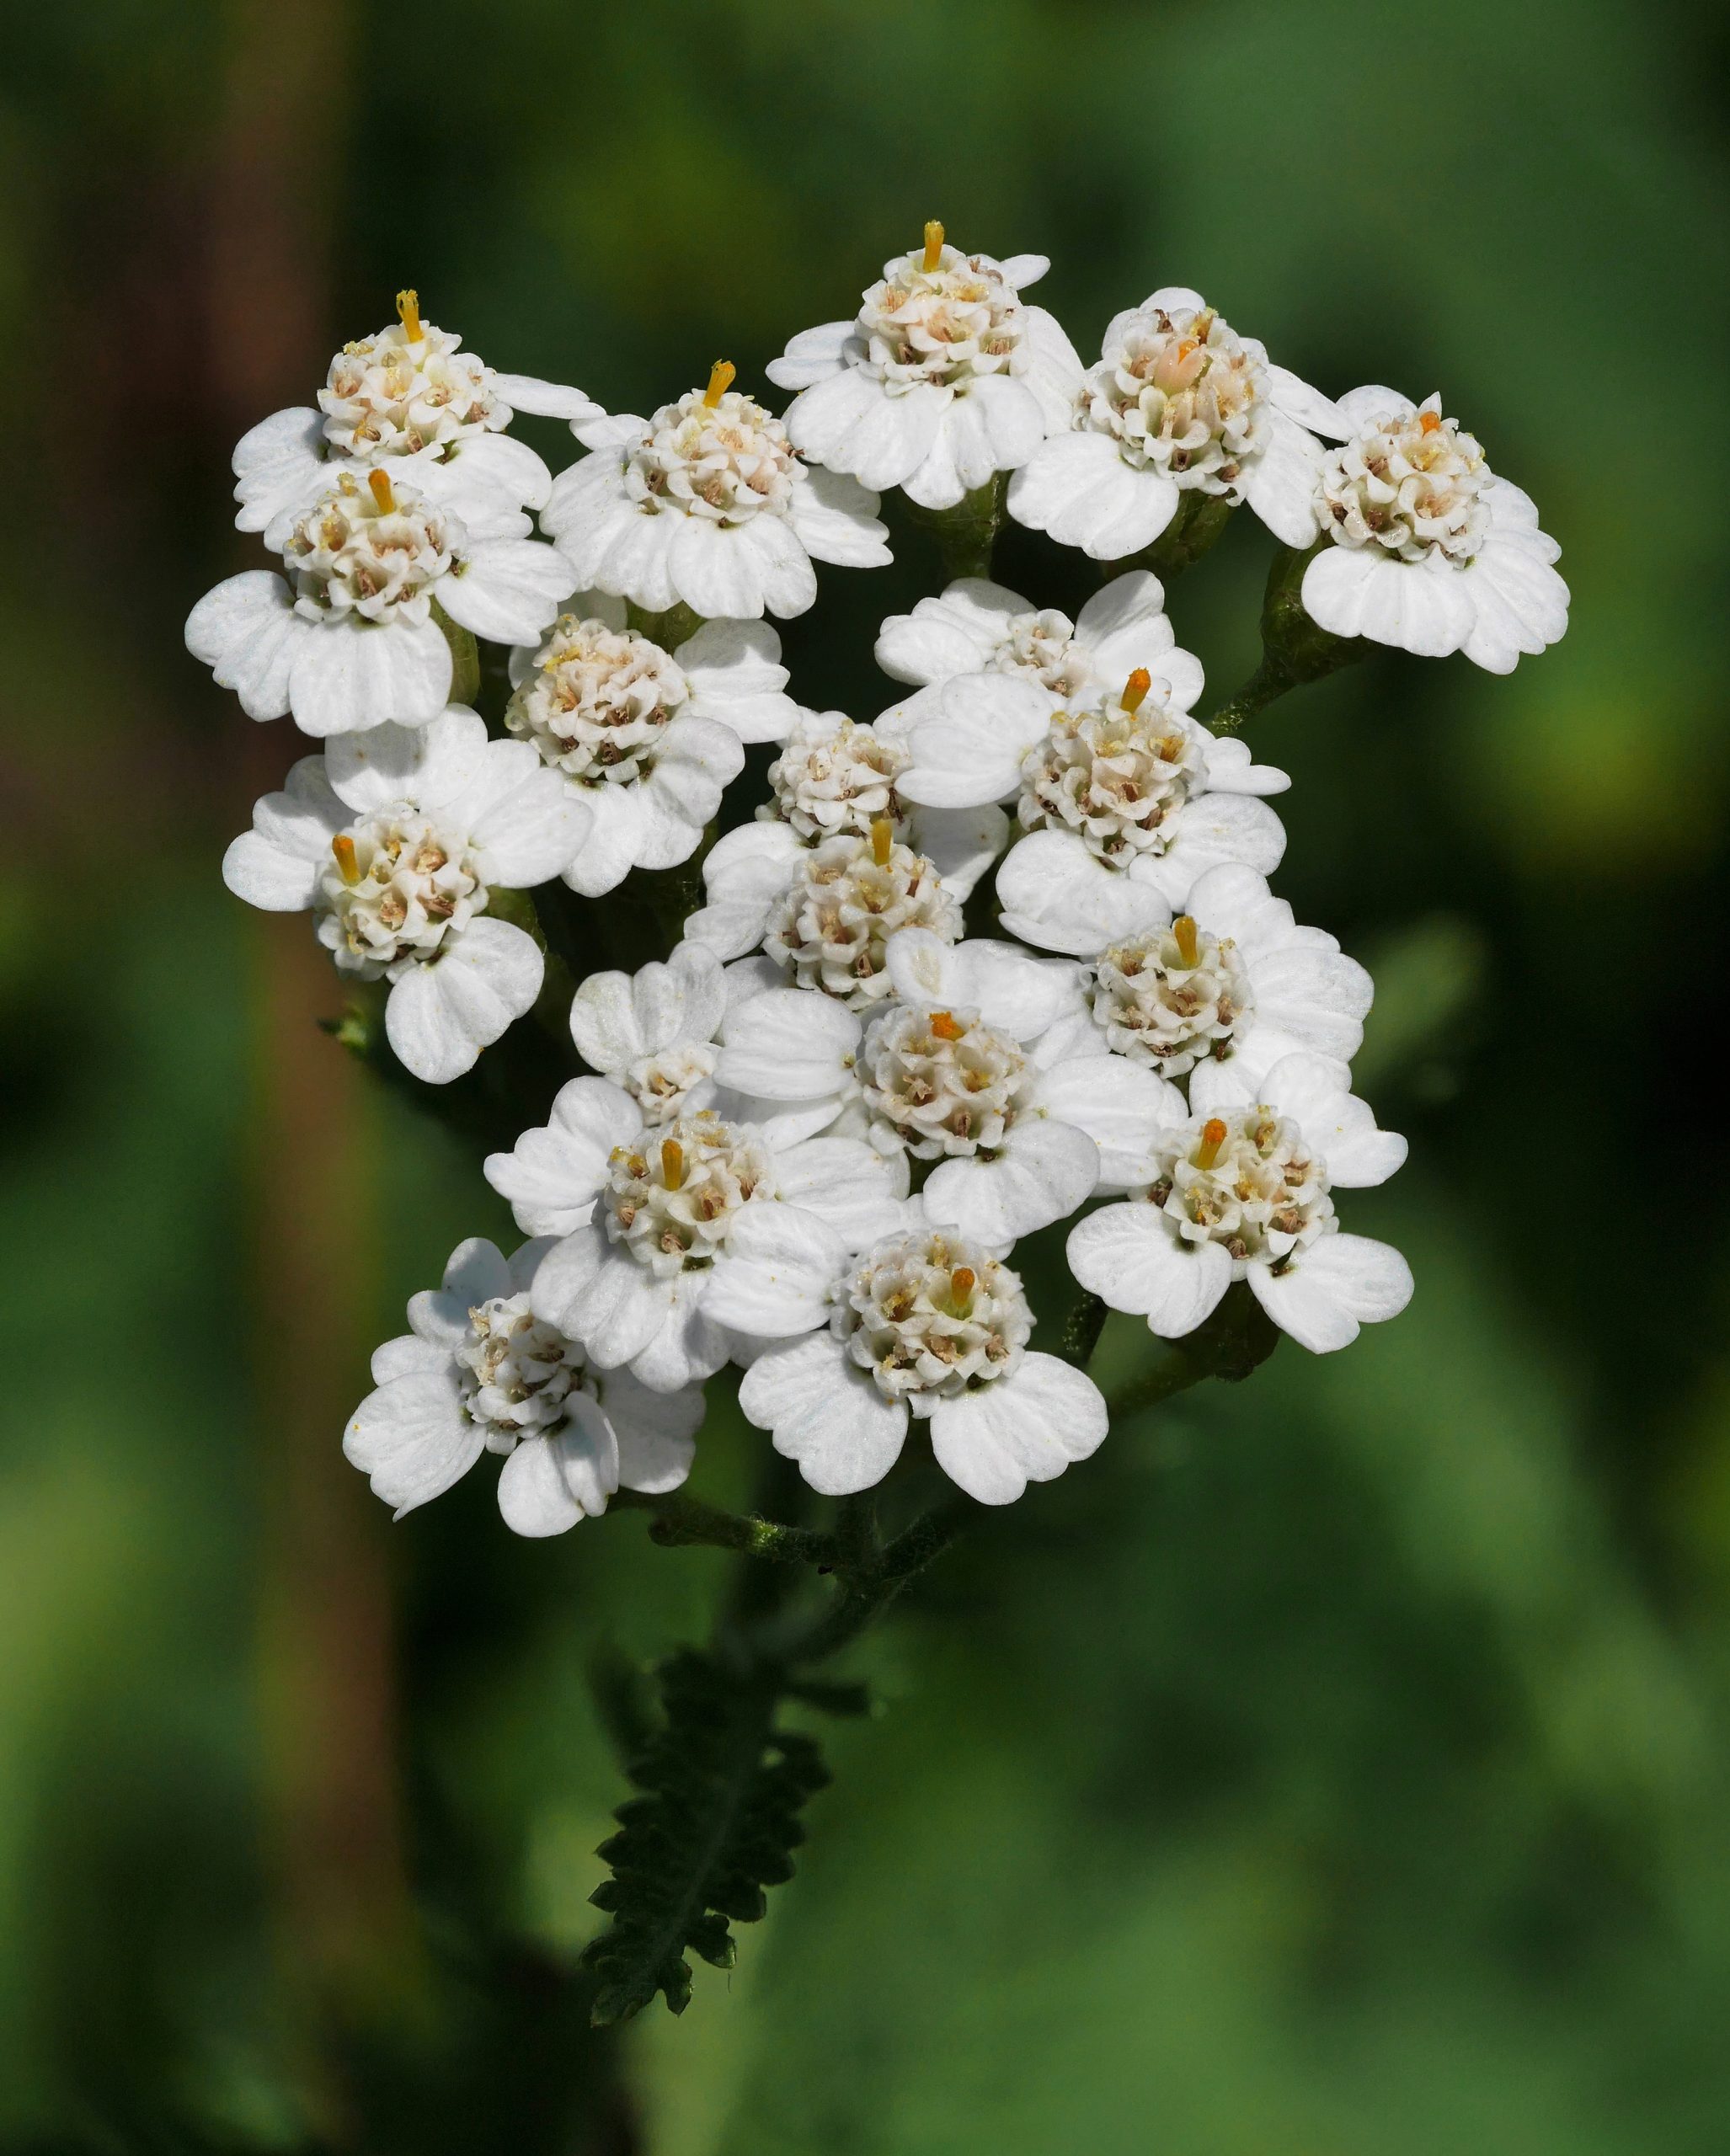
[189,247,1567,1542]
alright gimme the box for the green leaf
[581,1647,831,2024]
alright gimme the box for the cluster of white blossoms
[187,244,1567,1538]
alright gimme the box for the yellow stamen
[1418,408,1442,435]
[1120,667,1152,714]
[950,1266,976,1314]
[395,288,423,342]
[1172,915,1199,969]
[1191,307,1215,342]
[870,816,894,867]
[930,1011,964,1042]
[330,834,362,886]
[660,1139,685,1191]
[367,468,397,514]
[1195,1118,1228,1171]
[702,359,736,408]
[922,220,945,273]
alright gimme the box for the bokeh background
[3,0,1728,2148]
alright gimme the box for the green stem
[1208,542,1367,735]
[615,1488,838,1571]
[906,474,1006,582]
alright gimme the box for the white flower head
[766,221,1081,511]
[1066,1052,1412,1355]
[222,706,586,1081]
[504,599,796,896]
[894,667,1288,955]
[740,1208,1108,1505]
[343,1235,700,1536]
[873,569,1204,741]
[187,461,577,737]
[232,288,603,548]
[1069,862,1372,1101]
[1007,286,1339,560]
[569,943,730,1128]
[493,1089,910,1393]
[685,805,1008,1007]
[542,361,891,622]
[717,931,1181,1243]
[1302,388,1568,672]
[761,709,908,841]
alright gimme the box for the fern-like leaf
[581,1647,830,2023]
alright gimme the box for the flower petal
[1248,1232,1412,1353]
[739,1336,908,1496]
[923,1118,1097,1243]
[344,1369,481,1518]
[1065,1203,1233,1337]
[927,1353,1107,1505]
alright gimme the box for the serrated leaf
[580,1646,831,2023]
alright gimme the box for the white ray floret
[187,462,577,737]
[1301,388,1569,672]
[232,289,602,547]
[569,943,732,1129]
[873,568,1203,739]
[766,221,1081,512]
[1037,862,1374,1099]
[489,1097,910,1393]
[222,706,585,1082]
[343,1236,701,1535]
[1065,1052,1411,1355]
[1007,286,1339,560]
[542,362,890,623]
[504,600,797,895]
[740,1209,1108,1505]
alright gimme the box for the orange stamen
[950,1266,976,1313]
[367,468,397,514]
[870,816,894,867]
[330,834,362,886]
[1195,1118,1228,1171]
[930,1011,964,1042]
[1418,408,1442,434]
[1172,915,1199,969]
[395,288,423,341]
[660,1139,685,1190]
[921,220,945,273]
[702,359,736,408]
[1120,667,1152,714]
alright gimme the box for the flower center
[505,615,687,785]
[319,291,503,458]
[987,607,1097,698]
[762,715,908,841]
[861,1006,1033,1159]
[316,811,484,976]
[766,825,964,1005]
[624,379,799,526]
[836,1229,1032,1404]
[604,1113,773,1277]
[1017,684,1205,864]
[620,1043,719,1127]
[1081,302,1266,491]
[1089,915,1255,1073]
[456,1292,590,1448]
[1144,1107,1333,1267]
[858,222,1026,393]
[1318,402,1491,565]
[286,470,459,626]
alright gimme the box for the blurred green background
[3,0,1728,2148]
